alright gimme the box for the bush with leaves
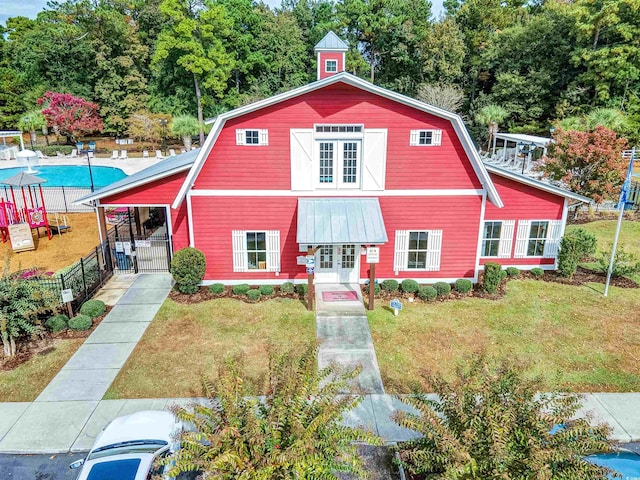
[280,282,295,294]
[558,228,598,278]
[597,244,640,278]
[296,283,308,295]
[364,282,381,295]
[208,283,225,294]
[246,289,261,302]
[433,281,451,297]
[506,266,520,277]
[1,269,59,357]
[483,262,502,293]
[259,285,274,296]
[69,314,92,331]
[80,299,106,318]
[171,247,206,294]
[381,279,399,292]
[454,279,473,294]
[394,356,614,479]
[164,346,382,479]
[401,279,419,294]
[232,284,250,295]
[418,285,437,301]
[45,314,68,333]
[531,267,544,277]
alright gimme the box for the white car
[70,410,181,480]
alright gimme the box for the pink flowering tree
[539,126,629,203]
[37,91,104,143]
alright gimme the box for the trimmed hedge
[505,267,520,277]
[46,314,68,333]
[500,270,508,280]
[434,281,451,297]
[259,285,274,296]
[401,279,419,294]
[232,284,250,295]
[281,282,295,294]
[381,279,399,292]
[209,283,225,294]
[418,285,437,301]
[483,262,502,294]
[296,284,308,295]
[40,145,74,156]
[80,299,106,318]
[246,289,261,302]
[531,267,544,278]
[69,314,92,331]
[454,279,473,294]
[365,283,381,295]
[171,247,206,294]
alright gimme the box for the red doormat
[322,291,359,302]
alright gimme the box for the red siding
[193,83,481,191]
[191,195,481,281]
[318,52,344,79]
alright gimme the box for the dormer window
[325,60,338,73]
[410,129,442,146]
[236,129,268,146]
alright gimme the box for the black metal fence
[1,185,93,213]
[107,224,172,274]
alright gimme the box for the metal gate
[107,225,172,274]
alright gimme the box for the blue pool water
[586,452,640,478]
[0,166,127,188]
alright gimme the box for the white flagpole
[604,146,635,297]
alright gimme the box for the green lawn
[105,298,316,399]
[0,339,84,402]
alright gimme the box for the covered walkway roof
[495,133,551,148]
[297,198,388,245]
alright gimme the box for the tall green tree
[475,104,509,150]
[170,114,199,150]
[17,110,47,147]
[153,0,235,143]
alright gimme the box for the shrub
[208,283,225,294]
[483,262,502,294]
[364,283,381,295]
[454,279,473,294]
[596,244,640,278]
[505,267,520,277]
[394,356,613,479]
[46,314,68,333]
[246,289,261,302]
[531,267,544,277]
[434,281,451,297]
[500,269,508,280]
[558,228,598,278]
[80,299,106,318]
[296,283,308,295]
[571,228,598,258]
[40,145,74,156]
[232,284,250,295]
[401,279,419,294]
[163,346,382,478]
[418,285,437,301]
[259,285,274,296]
[381,279,399,292]
[280,282,295,294]
[69,314,92,331]
[171,247,206,294]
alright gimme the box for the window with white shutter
[236,129,268,146]
[231,230,280,272]
[394,229,442,274]
[481,220,515,258]
[514,220,531,258]
[543,220,563,258]
[409,129,442,146]
[498,220,515,258]
[514,220,561,258]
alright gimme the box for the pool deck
[0,154,162,176]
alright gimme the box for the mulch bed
[0,306,111,371]
[543,266,637,288]
[169,286,302,305]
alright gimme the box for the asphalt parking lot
[0,452,86,480]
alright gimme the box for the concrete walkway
[0,273,172,453]
[315,283,385,394]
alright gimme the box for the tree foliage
[37,91,104,142]
[165,345,381,479]
[170,114,199,150]
[540,126,629,203]
[394,355,614,479]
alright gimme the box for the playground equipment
[0,171,51,252]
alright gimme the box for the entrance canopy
[494,133,551,148]
[297,198,388,245]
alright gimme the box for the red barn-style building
[80,33,589,286]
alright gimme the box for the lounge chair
[169,149,176,156]
[68,149,78,158]
[142,150,149,158]
[48,213,71,236]
[36,150,47,160]
[119,150,128,160]
[111,150,119,160]
[180,148,186,154]
[56,152,65,158]
[155,150,164,160]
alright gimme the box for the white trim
[558,198,569,268]
[484,164,592,203]
[473,192,487,280]
[409,129,442,146]
[235,128,268,146]
[481,264,556,271]
[342,52,346,72]
[325,59,338,73]
[187,192,195,247]
[94,203,174,208]
[363,276,475,284]
[188,188,485,197]
[164,205,174,257]
[498,220,515,258]
[172,72,503,209]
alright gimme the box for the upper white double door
[315,244,360,284]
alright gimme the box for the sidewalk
[0,273,172,453]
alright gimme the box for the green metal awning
[297,198,388,245]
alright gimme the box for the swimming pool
[586,451,640,478]
[0,166,127,188]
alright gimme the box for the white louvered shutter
[259,129,269,146]
[409,130,419,146]
[394,230,409,274]
[236,129,245,145]
[432,130,442,146]
[514,220,531,258]
[498,220,515,258]
[426,230,443,271]
[543,220,563,258]
[362,129,387,191]
[232,230,247,272]
[290,129,314,190]
[266,230,280,272]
